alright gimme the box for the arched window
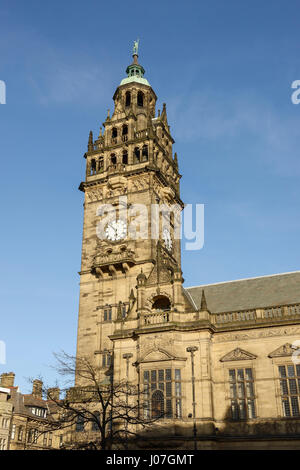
[90,159,96,175]
[98,156,104,172]
[111,127,118,143]
[152,390,164,419]
[122,150,128,165]
[142,145,148,161]
[125,92,131,107]
[110,154,117,165]
[122,124,128,135]
[152,296,171,312]
[137,91,144,107]
[134,147,140,163]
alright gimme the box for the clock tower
[76,44,193,388]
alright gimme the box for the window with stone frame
[102,351,112,368]
[143,368,182,419]
[18,425,24,441]
[11,424,16,440]
[279,364,300,417]
[229,368,256,420]
[103,306,112,322]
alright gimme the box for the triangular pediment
[140,348,186,364]
[220,348,257,362]
[268,343,294,358]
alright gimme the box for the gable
[220,347,257,362]
[268,343,295,358]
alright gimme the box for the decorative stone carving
[214,326,300,343]
[220,348,257,362]
[268,343,295,358]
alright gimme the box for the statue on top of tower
[133,38,139,56]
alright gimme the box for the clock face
[105,220,127,242]
[162,228,172,251]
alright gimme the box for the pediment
[140,348,186,364]
[268,343,294,358]
[220,348,257,362]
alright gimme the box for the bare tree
[39,351,159,450]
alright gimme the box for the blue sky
[0,0,300,392]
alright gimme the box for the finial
[174,152,178,168]
[88,131,93,152]
[106,109,110,121]
[98,126,102,137]
[200,289,208,311]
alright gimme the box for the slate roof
[185,271,300,314]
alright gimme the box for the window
[142,145,148,161]
[92,411,100,431]
[103,306,112,322]
[11,424,16,440]
[152,296,171,312]
[48,432,53,447]
[122,304,127,319]
[43,432,48,447]
[2,417,9,429]
[27,428,37,444]
[137,91,144,107]
[18,426,24,441]
[90,158,96,175]
[111,127,118,143]
[279,364,300,417]
[143,368,182,419]
[134,147,140,163]
[102,351,112,368]
[125,91,131,107]
[229,368,256,420]
[110,154,117,165]
[122,151,128,165]
[75,416,85,432]
[98,156,104,172]
[0,438,6,450]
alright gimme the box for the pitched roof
[185,271,300,314]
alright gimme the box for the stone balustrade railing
[213,303,300,325]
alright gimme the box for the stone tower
[76,45,190,385]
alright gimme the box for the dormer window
[31,407,47,418]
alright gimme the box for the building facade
[75,47,300,449]
[0,373,59,450]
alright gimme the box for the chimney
[47,387,60,401]
[32,379,43,398]
[0,372,15,387]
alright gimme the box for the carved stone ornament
[220,347,257,362]
[268,343,296,358]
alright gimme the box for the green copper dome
[119,43,150,87]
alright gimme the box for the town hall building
[74,43,300,449]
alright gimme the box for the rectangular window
[229,368,256,420]
[103,307,112,322]
[18,426,24,441]
[102,351,111,368]
[11,424,16,440]
[278,364,300,417]
[143,368,182,419]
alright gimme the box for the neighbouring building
[0,373,59,450]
